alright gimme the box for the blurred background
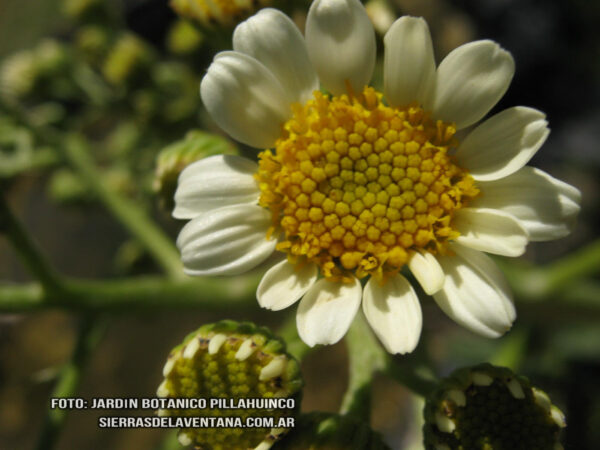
[0,0,598,448]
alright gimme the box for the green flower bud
[76,26,111,63]
[170,0,273,28]
[0,51,38,98]
[34,40,70,77]
[102,34,152,86]
[62,0,103,21]
[0,124,34,178]
[154,130,237,211]
[272,412,391,450]
[167,20,204,55]
[158,320,303,450]
[423,363,566,450]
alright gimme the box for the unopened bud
[423,363,566,450]
[0,51,38,98]
[154,130,237,210]
[167,20,204,55]
[102,34,152,85]
[159,320,303,449]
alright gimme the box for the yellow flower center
[256,87,479,281]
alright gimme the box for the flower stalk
[35,316,107,450]
[340,312,385,421]
[0,96,183,280]
[0,193,64,294]
[0,275,261,312]
[496,239,600,301]
[62,135,184,280]
[277,314,312,362]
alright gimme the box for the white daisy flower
[174,0,581,354]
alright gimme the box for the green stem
[71,63,114,107]
[0,274,260,312]
[384,358,437,398]
[36,316,107,450]
[497,239,600,301]
[516,282,600,322]
[0,193,64,294]
[541,239,600,292]
[155,430,181,450]
[339,313,385,422]
[278,313,311,361]
[63,135,183,280]
[0,97,183,280]
[489,328,529,370]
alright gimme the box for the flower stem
[339,313,385,422]
[156,430,181,450]
[0,97,183,280]
[0,275,261,312]
[384,358,438,398]
[278,313,311,361]
[489,327,529,370]
[0,193,64,294]
[35,315,107,450]
[63,135,184,280]
[497,239,600,301]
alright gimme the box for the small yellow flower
[170,0,273,27]
[174,0,581,353]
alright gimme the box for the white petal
[473,167,581,241]
[200,51,291,149]
[408,252,444,295]
[362,274,422,354]
[176,204,276,276]
[296,277,361,346]
[453,207,529,257]
[233,9,319,105]
[429,40,515,129]
[256,260,318,311]
[456,107,549,181]
[434,243,516,338]
[305,0,376,95]
[173,155,259,219]
[383,16,436,108]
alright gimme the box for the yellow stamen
[256,87,479,281]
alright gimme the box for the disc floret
[256,87,479,281]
